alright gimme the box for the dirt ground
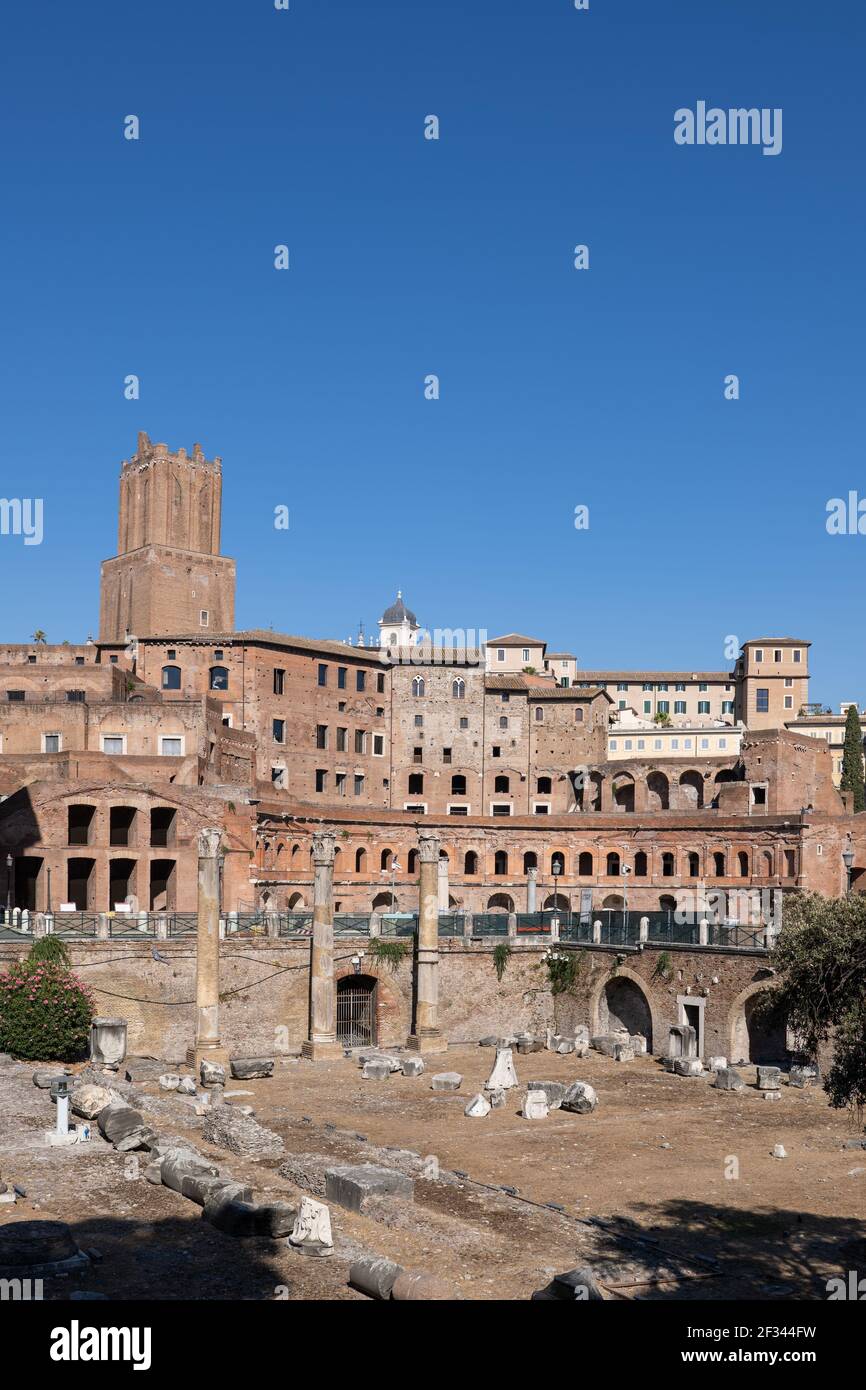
[1,1045,864,1301]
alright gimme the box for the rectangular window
[700,737,709,750]
[66,690,85,702]
[719,738,727,749]
[755,649,763,663]
[643,683,653,691]
[273,719,285,743]
[43,733,60,753]
[199,609,209,627]
[459,717,469,729]
[722,700,734,715]
[654,738,662,750]
[793,650,801,663]
[676,682,686,692]
[271,766,286,788]
[315,769,327,793]
[643,700,652,714]
[335,772,346,796]
[533,803,550,815]
[377,672,385,692]
[102,735,124,755]
[273,668,285,695]
[784,677,793,688]
[624,739,632,751]
[773,649,782,663]
[497,649,505,662]
[336,727,347,751]
[448,805,468,816]
[671,738,679,750]
[657,700,669,714]
[492,745,501,757]
[414,714,423,727]
[373,734,384,755]
[443,747,452,763]
[657,682,668,692]
[617,682,628,692]
[6,691,24,702]
[412,745,422,763]
[784,695,793,709]
[674,701,686,714]
[337,667,347,689]
[522,648,529,661]
[160,736,183,757]
[75,655,85,666]
[683,738,692,749]
[756,688,769,713]
[610,739,618,750]
[356,670,366,692]
[317,664,327,687]
[492,804,512,816]
[698,700,710,715]
[316,724,328,750]
[637,739,645,750]
[355,729,367,754]
[618,699,626,710]
[354,774,365,796]
[698,682,708,692]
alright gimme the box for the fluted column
[301,830,342,1060]
[407,830,448,1053]
[190,827,228,1068]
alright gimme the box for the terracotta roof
[575,670,733,683]
[486,634,547,647]
[533,686,611,701]
[742,638,811,647]
[131,631,386,661]
[545,652,575,660]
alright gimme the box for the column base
[301,1039,343,1061]
[187,1042,230,1069]
[406,1033,449,1054]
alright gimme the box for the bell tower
[99,432,236,642]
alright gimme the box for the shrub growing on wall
[0,947,95,1061]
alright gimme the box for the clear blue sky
[0,1,863,706]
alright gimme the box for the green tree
[31,629,46,644]
[839,703,865,813]
[770,893,866,1117]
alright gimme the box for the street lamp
[842,844,854,897]
[621,863,632,928]
[551,859,562,924]
[5,853,12,918]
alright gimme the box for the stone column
[437,854,449,912]
[191,827,229,1069]
[189,828,229,1067]
[527,866,538,913]
[301,830,342,1060]
[407,830,448,1053]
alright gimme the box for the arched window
[534,706,544,722]
[578,851,593,876]
[762,849,774,876]
[464,850,478,875]
[499,715,508,729]
[537,776,551,794]
[551,851,565,876]
[380,848,394,871]
[662,851,675,877]
[355,847,366,873]
[450,774,467,796]
[291,843,300,862]
[687,851,700,877]
[574,706,584,722]
[494,775,510,794]
[412,675,425,697]
[634,850,648,877]
[494,850,508,876]
[209,665,229,691]
[737,850,749,878]
[161,665,181,690]
[606,851,620,876]
[713,851,726,876]
[408,848,418,874]
[523,850,537,872]
[452,678,465,699]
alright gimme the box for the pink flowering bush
[0,952,96,1060]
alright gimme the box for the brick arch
[334,959,405,1047]
[727,977,785,1065]
[589,965,663,1053]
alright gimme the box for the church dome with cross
[378,591,420,648]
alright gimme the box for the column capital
[527,865,538,880]
[312,829,336,866]
[418,830,441,864]
[197,827,223,860]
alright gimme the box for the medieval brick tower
[99,432,236,642]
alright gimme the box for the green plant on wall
[652,950,673,982]
[543,947,586,996]
[492,941,512,982]
[367,938,409,972]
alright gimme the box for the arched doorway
[487,892,514,912]
[731,989,789,1065]
[599,977,653,1051]
[336,974,378,1048]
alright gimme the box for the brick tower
[99,432,236,642]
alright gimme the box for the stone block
[629,1035,648,1056]
[516,1039,544,1055]
[522,1089,549,1119]
[229,1057,274,1080]
[591,1035,622,1057]
[401,1057,425,1078]
[159,1074,181,1091]
[561,1081,598,1114]
[97,1102,147,1148]
[789,1065,820,1089]
[200,1060,226,1088]
[708,1056,728,1072]
[667,1025,697,1060]
[71,1084,118,1120]
[202,1183,259,1230]
[202,1105,283,1159]
[349,1257,403,1300]
[124,1057,167,1083]
[161,1152,220,1194]
[525,1080,566,1110]
[613,1044,635,1063]
[478,1036,499,1048]
[757,1065,782,1090]
[325,1164,415,1213]
[180,1173,249,1208]
[488,1089,507,1110]
[33,1070,63,1089]
[464,1093,491,1118]
[532,1266,605,1301]
[673,1058,704,1078]
[484,1047,518,1091]
[362,1060,391,1081]
[177,1076,197,1095]
[715,1067,746,1092]
[430,1072,462,1092]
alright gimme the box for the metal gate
[336,977,376,1047]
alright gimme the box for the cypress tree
[839,702,865,812]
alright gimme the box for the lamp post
[842,845,854,898]
[551,859,561,916]
[5,853,12,919]
[622,862,631,931]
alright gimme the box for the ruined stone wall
[0,937,774,1066]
